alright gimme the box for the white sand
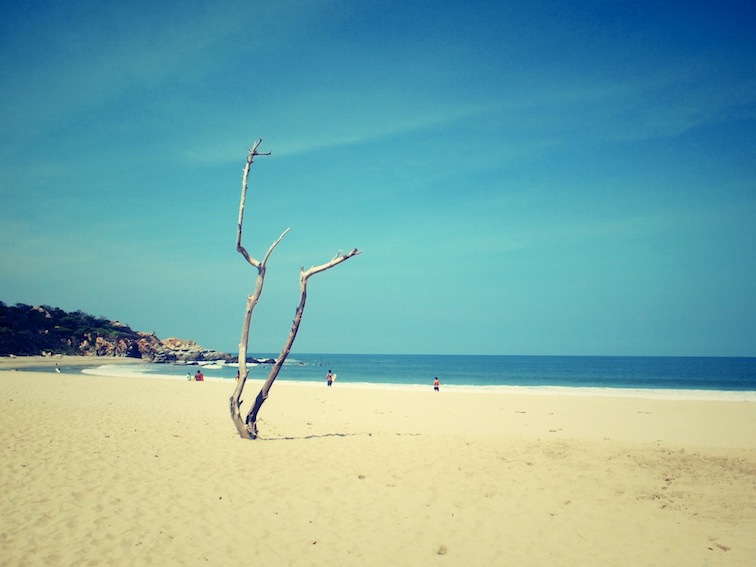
[1,360,754,565]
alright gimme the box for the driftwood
[244,248,359,436]
[228,139,359,439]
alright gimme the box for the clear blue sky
[2,1,755,356]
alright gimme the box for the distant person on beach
[194,370,204,382]
[55,363,61,374]
[186,372,193,381]
[433,377,440,392]
[326,370,334,387]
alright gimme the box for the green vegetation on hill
[0,302,142,357]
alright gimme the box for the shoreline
[0,354,142,369]
[7,355,756,402]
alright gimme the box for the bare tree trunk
[228,229,288,438]
[228,137,359,439]
[245,249,360,437]
[228,139,288,439]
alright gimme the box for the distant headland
[0,301,241,363]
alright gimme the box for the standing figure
[326,370,334,387]
[433,377,440,392]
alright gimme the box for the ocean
[72,353,756,401]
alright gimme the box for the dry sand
[1,358,755,566]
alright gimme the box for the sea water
[72,353,756,400]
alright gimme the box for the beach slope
[1,366,754,565]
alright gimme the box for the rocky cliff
[0,302,236,363]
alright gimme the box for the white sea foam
[298,380,756,402]
[81,364,183,382]
[81,364,234,384]
[439,384,756,402]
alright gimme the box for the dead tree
[244,248,359,437]
[228,139,283,438]
[228,139,359,439]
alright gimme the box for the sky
[1,0,755,357]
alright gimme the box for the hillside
[0,302,233,362]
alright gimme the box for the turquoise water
[70,353,756,394]
[279,354,756,391]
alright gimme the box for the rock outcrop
[135,335,235,363]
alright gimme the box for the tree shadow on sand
[256,431,371,441]
[257,431,423,441]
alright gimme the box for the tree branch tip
[338,248,360,258]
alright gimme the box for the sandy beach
[1,358,754,565]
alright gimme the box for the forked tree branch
[228,139,288,438]
[244,248,361,437]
